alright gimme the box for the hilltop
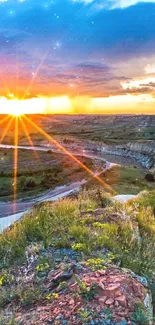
[0,187,155,324]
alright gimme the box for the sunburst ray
[22,50,48,100]
[13,116,19,213]
[0,116,14,144]
[0,114,11,126]
[23,115,115,194]
[20,116,40,160]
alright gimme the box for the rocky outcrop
[7,262,153,325]
[101,142,155,170]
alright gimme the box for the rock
[105,298,114,305]
[98,296,107,304]
[132,282,143,298]
[117,310,128,317]
[2,256,153,325]
[100,284,121,298]
[100,141,155,169]
[114,300,119,307]
[116,295,127,307]
[69,299,74,305]
[96,270,106,276]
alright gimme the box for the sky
[0,0,155,114]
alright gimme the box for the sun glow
[0,93,155,115]
[0,98,25,116]
[0,96,73,115]
[13,109,22,117]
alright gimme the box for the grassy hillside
[86,165,155,195]
[0,188,155,323]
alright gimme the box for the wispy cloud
[110,0,155,9]
[72,0,155,9]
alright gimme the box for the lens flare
[23,114,115,194]
[0,115,11,125]
[0,116,14,144]
[20,117,40,160]
[22,50,48,100]
[13,116,19,213]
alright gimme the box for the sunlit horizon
[0,94,155,115]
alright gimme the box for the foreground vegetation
[0,187,155,323]
[1,187,155,274]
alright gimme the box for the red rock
[105,298,114,305]
[69,299,75,305]
[94,271,101,278]
[96,306,102,312]
[15,315,22,321]
[90,277,98,282]
[117,310,128,317]
[97,270,106,276]
[40,315,48,321]
[100,284,121,298]
[114,300,119,307]
[116,295,127,307]
[94,295,100,300]
[99,279,105,290]
[53,308,60,314]
[37,307,48,312]
[110,304,114,308]
[132,283,143,298]
[98,296,107,305]
[107,276,122,283]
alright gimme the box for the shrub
[145,173,155,182]
[131,303,153,325]
[19,176,36,190]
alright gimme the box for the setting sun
[12,107,23,116]
[0,96,74,115]
[0,97,45,115]
[7,100,24,116]
[0,98,24,116]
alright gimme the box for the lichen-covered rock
[3,262,152,325]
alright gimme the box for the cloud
[122,77,155,89]
[109,0,155,9]
[145,63,155,74]
[121,77,155,97]
[2,0,155,8]
[72,0,155,9]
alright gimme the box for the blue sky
[0,0,155,113]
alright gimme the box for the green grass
[114,166,155,194]
[86,165,155,195]
[1,188,155,319]
[1,188,155,277]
